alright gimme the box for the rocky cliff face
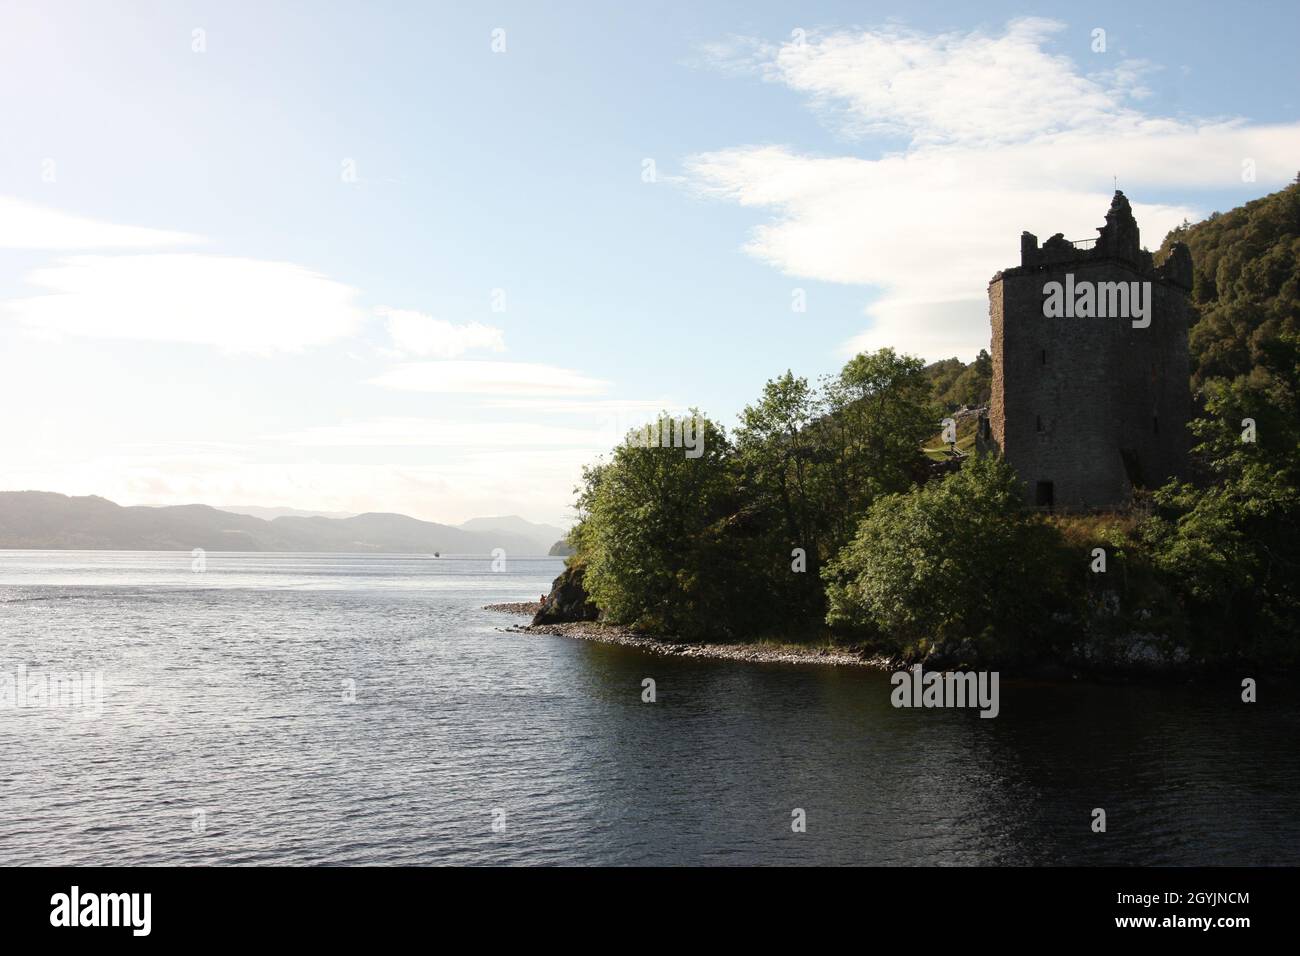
[533,563,599,625]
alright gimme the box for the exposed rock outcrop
[533,563,599,625]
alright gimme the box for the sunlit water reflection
[1,551,1295,865]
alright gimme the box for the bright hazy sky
[2,1,1298,525]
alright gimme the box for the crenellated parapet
[1010,191,1189,289]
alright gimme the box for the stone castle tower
[983,192,1194,510]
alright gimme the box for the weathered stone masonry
[983,192,1193,510]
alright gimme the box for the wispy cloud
[689,18,1300,360]
[727,18,1147,147]
[480,397,680,414]
[0,196,200,250]
[378,307,506,358]
[369,360,610,396]
[269,417,611,448]
[4,254,366,353]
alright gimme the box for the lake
[1,550,1296,865]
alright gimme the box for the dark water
[1,550,1296,865]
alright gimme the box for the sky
[1,0,1298,526]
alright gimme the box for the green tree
[823,454,1073,658]
[1143,364,1300,661]
[924,357,966,406]
[816,348,937,550]
[733,371,827,624]
[580,412,753,638]
[926,350,993,408]
[948,348,992,407]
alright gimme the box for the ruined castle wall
[989,258,1191,510]
[988,279,1007,456]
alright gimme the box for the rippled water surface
[1,550,1296,865]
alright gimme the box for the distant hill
[457,515,568,554]
[548,538,575,557]
[217,505,357,521]
[0,492,550,554]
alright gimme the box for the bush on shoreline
[823,455,1076,661]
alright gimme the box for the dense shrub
[822,455,1074,658]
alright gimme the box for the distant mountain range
[454,515,568,553]
[217,505,359,521]
[0,492,567,555]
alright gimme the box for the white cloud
[378,307,506,358]
[271,403,695,453]
[4,254,366,353]
[480,397,682,414]
[688,19,1300,360]
[736,18,1150,148]
[369,360,610,396]
[270,417,612,448]
[0,196,200,249]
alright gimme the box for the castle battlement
[1000,192,1194,289]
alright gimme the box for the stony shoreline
[479,603,1259,681]
[482,603,890,668]
[482,601,543,615]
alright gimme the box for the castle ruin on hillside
[980,191,1194,511]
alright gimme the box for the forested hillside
[1144,181,1300,661]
